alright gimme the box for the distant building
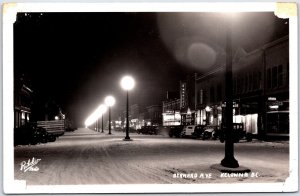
[162,91,181,126]
[130,104,140,129]
[118,103,162,129]
[137,112,145,129]
[144,105,162,126]
[180,73,197,125]
[44,99,64,121]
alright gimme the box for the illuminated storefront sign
[180,82,187,108]
[163,112,181,126]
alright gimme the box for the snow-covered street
[14,128,289,185]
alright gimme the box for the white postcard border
[2,2,298,193]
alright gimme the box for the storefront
[265,97,289,136]
[196,105,222,126]
[180,108,196,125]
[232,100,259,135]
[162,110,181,126]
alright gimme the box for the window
[258,72,262,89]
[245,74,248,92]
[197,90,200,104]
[249,72,253,91]
[210,86,215,103]
[202,90,206,104]
[233,77,236,95]
[278,64,283,87]
[267,68,271,89]
[272,66,278,88]
[241,77,244,93]
[217,84,222,101]
[237,77,241,94]
[253,71,258,90]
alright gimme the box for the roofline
[262,35,289,50]
[196,66,225,81]
[195,35,288,81]
[146,104,162,108]
[22,85,33,93]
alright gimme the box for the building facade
[180,74,198,126]
[14,74,33,128]
[194,36,289,138]
[144,105,163,126]
[162,91,181,126]
[162,99,181,126]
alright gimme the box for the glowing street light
[120,76,135,140]
[85,104,107,131]
[121,76,135,91]
[105,96,115,135]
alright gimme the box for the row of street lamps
[85,75,135,141]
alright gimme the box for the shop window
[278,64,283,87]
[272,66,278,88]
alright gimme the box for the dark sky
[14,12,288,126]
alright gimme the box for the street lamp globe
[105,96,115,107]
[121,76,135,91]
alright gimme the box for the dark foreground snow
[14,128,289,185]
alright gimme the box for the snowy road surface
[14,128,289,185]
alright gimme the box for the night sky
[14,12,288,126]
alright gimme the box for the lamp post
[120,76,135,140]
[85,104,107,132]
[220,14,239,168]
[105,96,115,135]
[98,104,107,133]
[101,115,104,133]
[205,106,211,125]
[96,119,98,132]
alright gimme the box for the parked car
[137,126,159,135]
[168,125,184,138]
[114,127,123,132]
[47,133,56,142]
[182,125,197,137]
[201,126,219,140]
[65,127,75,132]
[122,127,136,133]
[14,123,49,146]
[193,125,206,138]
[179,125,207,138]
[218,123,253,143]
[158,126,170,135]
